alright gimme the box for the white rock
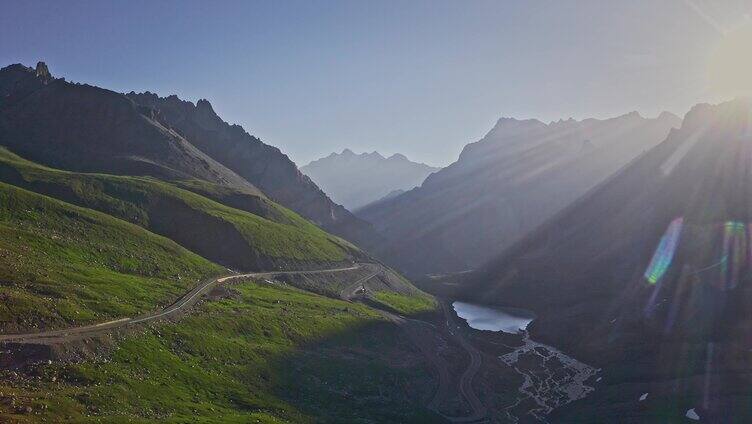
[685,408,699,420]
[639,393,648,401]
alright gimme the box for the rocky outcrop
[34,61,51,82]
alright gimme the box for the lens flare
[719,221,748,290]
[644,217,684,284]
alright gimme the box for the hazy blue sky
[2,0,750,166]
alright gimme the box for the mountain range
[0,63,440,422]
[464,98,752,422]
[0,62,379,250]
[301,149,439,210]
[357,110,681,276]
[6,59,751,423]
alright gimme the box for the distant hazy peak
[487,117,548,135]
[309,149,432,167]
[658,111,680,121]
[476,110,681,151]
[301,149,440,210]
[490,110,678,133]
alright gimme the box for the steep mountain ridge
[124,92,380,247]
[0,63,256,192]
[301,149,439,210]
[358,110,681,276]
[0,63,378,250]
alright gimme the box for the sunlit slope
[0,181,224,333]
[0,148,361,270]
[0,280,442,423]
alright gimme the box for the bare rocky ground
[498,333,599,423]
[438,307,601,424]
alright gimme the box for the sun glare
[708,22,752,98]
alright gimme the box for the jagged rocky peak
[658,110,680,121]
[302,148,439,210]
[336,149,385,160]
[679,98,752,134]
[493,116,546,130]
[193,98,220,128]
[35,61,52,82]
[196,98,215,113]
[483,116,549,141]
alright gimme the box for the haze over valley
[301,149,439,211]
[3,1,752,423]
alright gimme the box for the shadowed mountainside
[465,98,752,422]
[0,63,255,192]
[301,149,439,210]
[358,110,681,276]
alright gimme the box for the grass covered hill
[0,180,223,333]
[0,280,443,423]
[0,148,362,271]
[0,62,442,423]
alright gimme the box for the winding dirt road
[441,302,488,423]
[0,264,361,345]
[375,298,488,423]
[0,263,489,423]
[339,270,379,300]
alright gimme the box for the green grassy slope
[0,148,359,269]
[372,291,437,316]
[0,281,443,423]
[0,148,443,422]
[0,181,223,333]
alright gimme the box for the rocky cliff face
[125,92,380,247]
[301,149,439,210]
[358,110,681,276]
